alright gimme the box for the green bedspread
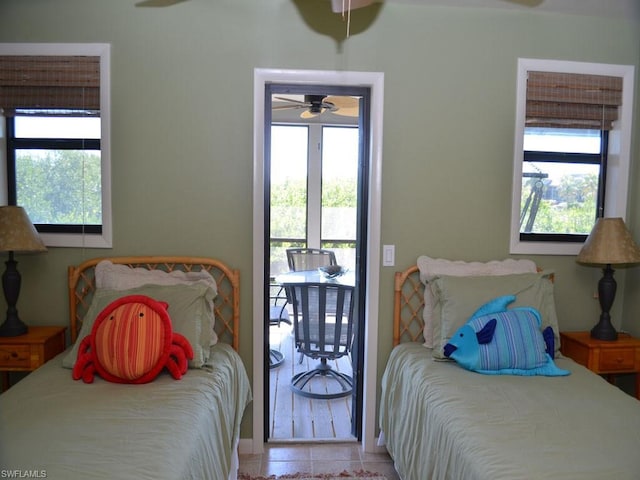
[0,343,251,480]
[380,342,640,480]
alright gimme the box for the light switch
[383,245,395,267]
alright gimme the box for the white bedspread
[380,342,640,480]
[0,343,251,480]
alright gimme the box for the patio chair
[269,282,291,369]
[286,248,337,272]
[285,282,355,399]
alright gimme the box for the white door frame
[252,68,384,453]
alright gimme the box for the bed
[0,256,252,480]
[380,257,640,480]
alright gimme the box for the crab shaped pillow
[72,294,194,384]
[443,295,570,377]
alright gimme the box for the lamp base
[0,314,28,337]
[590,317,618,341]
[589,264,618,341]
[1,253,28,337]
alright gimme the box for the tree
[16,150,101,224]
[520,172,598,234]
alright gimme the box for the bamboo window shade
[0,55,100,115]
[526,71,622,130]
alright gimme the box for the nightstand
[0,325,66,391]
[560,331,640,400]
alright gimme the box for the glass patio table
[275,269,355,287]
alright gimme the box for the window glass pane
[16,149,102,225]
[270,125,308,273]
[15,115,100,139]
[524,127,600,154]
[520,161,599,235]
[322,126,358,269]
[321,126,357,240]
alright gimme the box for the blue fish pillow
[443,295,570,376]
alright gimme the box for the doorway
[252,68,384,454]
[266,84,369,442]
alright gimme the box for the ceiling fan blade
[272,104,306,111]
[274,96,310,106]
[325,96,358,109]
[324,96,359,117]
[333,107,359,117]
[300,109,323,119]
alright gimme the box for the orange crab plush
[73,294,194,384]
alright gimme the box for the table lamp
[0,206,47,337]
[576,217,640,341]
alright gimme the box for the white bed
[0,256,252,480]
[380,258,640,480]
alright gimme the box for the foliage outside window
[10,114,102,232]
[320,126,358,268]
[520,127,604,241]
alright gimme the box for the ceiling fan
[134,0,376,8]
[135,0,543,10]
[273,95,359,119]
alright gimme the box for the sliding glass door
[269,124,359,276]
[265,84,370,442]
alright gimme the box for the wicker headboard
[393,265,425,347]
[68,256,240,351]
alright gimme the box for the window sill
[509,238,582,256]
[40,231,112,249]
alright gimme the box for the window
[520,127,606,242]
[269,123,359,274]
[9,113,102,234]
[510,59,634,255]
[0,44,112,248]
[269,124,308,274]
[320,126,358,267]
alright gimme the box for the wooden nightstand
[0,325,66,391]
[560,331,640,400]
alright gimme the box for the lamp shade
[0,206,47,254]
[576,217,640,267]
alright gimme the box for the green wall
[1,0,639,439]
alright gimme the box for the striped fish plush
[443,295,569,376]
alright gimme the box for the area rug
[238,471,387,480]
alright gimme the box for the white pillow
[96,260,217,294]
[416,256,537,348]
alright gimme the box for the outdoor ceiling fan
[273,95,359,119]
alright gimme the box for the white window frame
[0,43,112,248]
[510,58,634,255]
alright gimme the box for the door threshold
[267,438,358,445]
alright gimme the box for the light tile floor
[239,443,400,479]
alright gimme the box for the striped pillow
[443,296,569,377]
[81,295,193,384]
[469,309,548,371]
